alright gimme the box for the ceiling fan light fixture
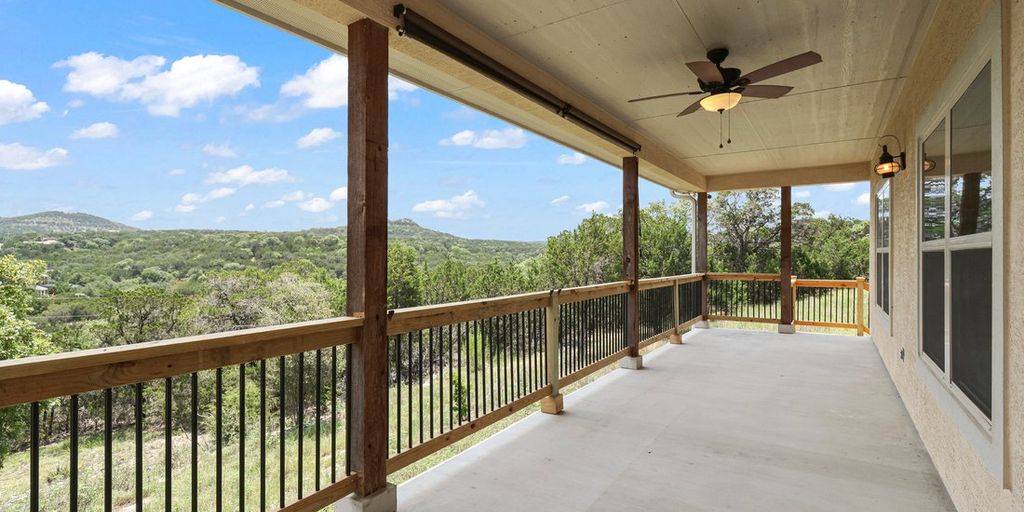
[700,92,742,112]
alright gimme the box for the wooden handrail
[637,273,704,290]
[707,272,780,281]
[0,317,363,407]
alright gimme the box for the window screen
[951,248,992,418]
[921,251,945,370]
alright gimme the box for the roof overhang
[216,0,935,192]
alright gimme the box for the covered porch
[400,328,953,512]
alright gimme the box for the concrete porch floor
[398,328,954,511]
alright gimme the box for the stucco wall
[868,0,1021,510]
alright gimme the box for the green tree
[387,242,424,308]
[97,286,190,345]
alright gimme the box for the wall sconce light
[875,135,906,179]
[922,159,936,173]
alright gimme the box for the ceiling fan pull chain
[719,110,723,149]
[727,108,732,145]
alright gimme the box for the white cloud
[550,195,570,206]
[556,152,587,165]
[296,127,340,149]
[824,182,856,192]
[329,187,348,202]
[439,128,527,149]
[67,99,84,109]
[794,190,811,198]
[55,52,259,116]
[0,143,69,170]
[281,190,308,202]
[244,203,255,212]
[168,168,186,176]
[298,197,334,213]
[263,200,285,209]
[175,187,235,212]
[412,190,485,219]
[0,80,50,125]
[280,55,417,110]
[71,121,118,140]
[214,216,226,224]
[130,210,153,221]
[814,210,832,218]
[575,201,609,215]
[856,192,871,205]
[205,165,293,186]
[202,143,238,158]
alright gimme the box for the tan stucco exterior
[868,0,1022,510]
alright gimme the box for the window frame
[913,6,1003,479]
[873,181,891,324]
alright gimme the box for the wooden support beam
[855,277,866,336]
[779,186,794,329]
[346,17,389,497]
[623,156,640,357]
[696,192,709,320]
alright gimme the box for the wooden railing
[0,275,703,512]
[793,277,871,335]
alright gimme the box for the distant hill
[0,211,137,235]
[0,213,543,284]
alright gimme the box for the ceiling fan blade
[676,99,704,117]
[739,84,793,98]
[627,90,703,103]
[740,51,822,85]
[686,61,724,84]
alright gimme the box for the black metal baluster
[216,368,223,512]
[297,353,304,499]
[135,383,143,512]
[71,394,79,512]
[395,335,402,453]
[191,373,198,512]
[331,347,337,484]
[428,328,435,438]
[473,319,480,414]
[261,360,267,512]
[345,344,352,476]
[278,356,285,509]
[165,378,172,512]
[315,349,321,491]
[456,323,463,422]
[30,401,39,512]
[240,363,246,511]
[407,333,414,442]
[418,330,425,444]
[105,388,112,512]
[448,324,454,430]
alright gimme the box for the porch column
[342,18,396,511]
[619,156,643,369]
[694,192,710,329]
[779,186,795,334]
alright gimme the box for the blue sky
[0,1,869,241]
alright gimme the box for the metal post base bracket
[540,394,564,415]
[336,483,397,512]
[669,334,684,345]
[693,320,710,329]
[618,355,644,370]
[778,324,796,334]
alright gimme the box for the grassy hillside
[0,211,137,235]
[0,214,542,293]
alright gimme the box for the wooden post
[620,156,642,368]
[779,186,794,333]
[541,292,563,413]
[346,18,390,499]
[855,277,866,336]
[669,280,683,344]
[696,192,709,325]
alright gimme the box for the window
[918,62,995,419]
[874,181,890,316]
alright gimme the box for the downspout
[670,190,698,274]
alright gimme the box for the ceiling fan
[627,48,822,117]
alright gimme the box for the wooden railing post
[695,192,710,328]
[620,156,643,369]
[669,280,683,344]
[855,277,866,336]
[343,17,395,510]
[541,291,564,413]
[779,186,795,333]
